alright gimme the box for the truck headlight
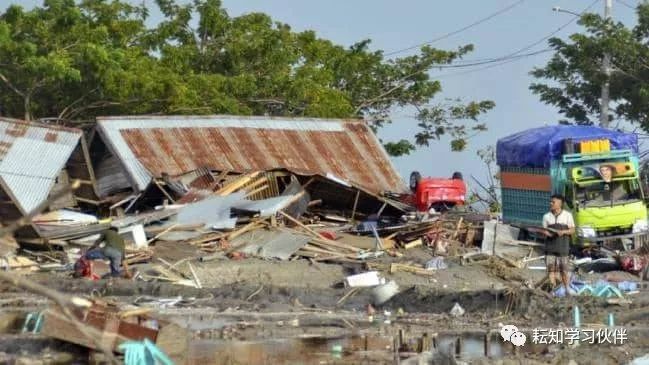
[633,219,648,233]
[578,226,596,238]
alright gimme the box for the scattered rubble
[0,116,648,364]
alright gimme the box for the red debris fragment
[319,231,337,240]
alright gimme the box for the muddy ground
[1,244,648,364]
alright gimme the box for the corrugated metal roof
[0,118,82,213]
[96,115,406,194]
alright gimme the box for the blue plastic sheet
[496,125,639,168]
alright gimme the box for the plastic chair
[595,285,624,298]
[576,285,595,296]
[118,338,174,365]
[21,312,44,334]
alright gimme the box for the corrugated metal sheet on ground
[230,194,301,218]
[0,119,82,213]
[233,229,311,260]
[111,209,178,228]
[175,192,246,230]
[33,209,98,231]
[96,115,406,195]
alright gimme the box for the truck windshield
[576,180,642,208]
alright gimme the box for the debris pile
[1,115,647,364]
[2,166,491,280]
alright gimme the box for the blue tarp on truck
[496,125,639,168]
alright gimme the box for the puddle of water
[187,335,393,364]
[183,333,525,364]
[435,334,507,359]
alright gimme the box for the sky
[214,0,639,189]
[3,0,641,194]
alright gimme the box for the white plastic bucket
[372,280,399,305]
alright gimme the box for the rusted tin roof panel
[96,116,406,194]
[0,118,82,213]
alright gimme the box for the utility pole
[600,0,612,128]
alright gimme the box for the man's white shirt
[542,210,575,229]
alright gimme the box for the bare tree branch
[248,98,286,105]
[58,87,100,120]
[354,66,431,114]
[471,174,498,205]
[0,73,25,97]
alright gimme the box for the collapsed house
[0,118,97,238]
[90,115,409,217]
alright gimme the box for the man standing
[82,227,126,278]
[542,195,576,295]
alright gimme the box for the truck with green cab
[496,125,648,248]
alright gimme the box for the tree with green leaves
[530,4,649,129]
[0,0,494,155]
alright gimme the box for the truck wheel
[409,171,422,192]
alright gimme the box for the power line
[499,0,599,59]
[386,0,597,79]
[429,48,552,69]
[384,0,527,57]
[433,50,552,79]
[428,0,599,78]
[615,0,637,10]
[377,0,598,83]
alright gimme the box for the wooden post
[153,180,176,203]
[351,189,360,222]
[452,217,463,240]
[376,201,387,217]
[302,177,315,188]
[421,333,431,353]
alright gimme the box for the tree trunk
[24,94,31,121]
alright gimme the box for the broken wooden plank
[245,184,269,197]
[216,171,262,196]
[157,258,190,279]
[1,256,39,270]
[308,237,361,253]
[153,179,176,203]
[389,263,434,276]
[17,238,68,246]
[496,254,522,268]
[242,177,269,192]
[146,223,179,245]
[403,239,423,250]
[145,224,204,235]
[188,232,227,245]
[280,211,361,252]
[119,308,153,319]
[40,308,158,353]
[187,262,202,289]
